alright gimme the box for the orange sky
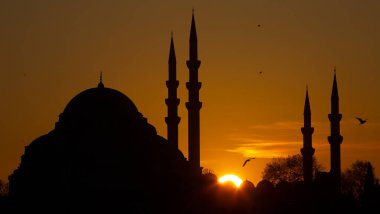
[1,0,380,185]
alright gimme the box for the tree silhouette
[364,162,375,195]
[262,154,323,185]
[0,180,8,197]
[0,180,9,214]
[341,160,377,202]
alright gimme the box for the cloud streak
[225,121,336,158]
[226,119,380,161]
[226,121,305,158]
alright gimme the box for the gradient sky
[1,0,380,185]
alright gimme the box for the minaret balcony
[301,147,315,156]
[186,82,202,90]
[328,113,342,122]
[166,80,179,88]
[186,60,201,69]
[301,127,314,134]
[186,101,202,110]
[165,116,180,125]
[165,98,180,106]
[328,135,343,145]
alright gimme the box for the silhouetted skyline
[1,1,380,185]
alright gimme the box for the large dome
[57,84,142,130]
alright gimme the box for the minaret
[328,68,343,192]
[186,11,202,175]
[165,34,180,148]
[301,87,315,185]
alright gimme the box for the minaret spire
[165,34,180,148]
[304,86,311,117]
[186,11,202,175]
[301,87,315,185]
[328,68,343,194]
[189,11,198,61]
[169,33,176,64]
[331,69,339,114]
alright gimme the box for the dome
[256,179,275,195]
[9,82,192,214]
[57,85,142,129]
[241,180,255,190]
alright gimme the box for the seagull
[242,157,255,167]
[257,24,261,27]
[356,117,367,125]
[259,71,263,74]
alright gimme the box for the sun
[218,174,243,188]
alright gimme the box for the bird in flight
[259,71,263,74]
[257,24,261,27]
[242,157,255,167]
[356,117,367,125]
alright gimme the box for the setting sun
[218,174,243,188]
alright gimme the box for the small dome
[241,180,255,190]
[256,179,275,193]
[58,86,141,129]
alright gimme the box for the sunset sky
[1,0,380,184]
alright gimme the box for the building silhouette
[186,12,202,175]
[5,10,375,214]
[165,34,180,149]
[301,88,315,186]
[6,13,206,214]
[301,69,343,195]
[328,69,343,193]
[8,79,193,213]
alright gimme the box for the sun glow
[218,174,243,188]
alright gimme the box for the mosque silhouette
[7,13,202,214]
[5,12,376,214]
[8,80,193,213]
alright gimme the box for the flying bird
[356,117,367,125]
[257,24,261,27]
[259,71,263,74]
[242,157,255,167]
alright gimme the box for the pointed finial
[192,8,195,15]
[169,33,176,64]
[189,8,198,60]
[304,86,311,114]
[306,84,308,91]
[171,31,173,38]
[331,66,339,102]
[98,71,104,88]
